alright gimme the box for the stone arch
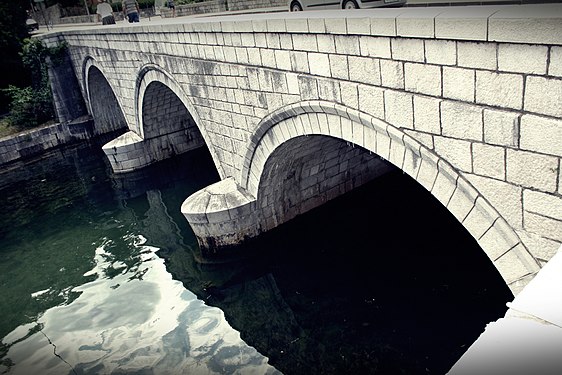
[135,65,225,178]
[82,56,129,135]
[242,100,540,294]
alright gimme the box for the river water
[0,137,512,374]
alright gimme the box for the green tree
[0,0,31,114]
[3,39,67,129]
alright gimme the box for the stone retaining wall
[0,117,94,166]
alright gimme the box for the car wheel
[290,1,303,11]
[343,0,359,9]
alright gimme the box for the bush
[2,39,66,130]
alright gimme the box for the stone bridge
[40,4,562,296]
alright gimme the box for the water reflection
[0,142,279,374]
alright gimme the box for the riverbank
[0,116,95,168]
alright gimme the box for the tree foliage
[0,0,31,114]
[3,39,67,130]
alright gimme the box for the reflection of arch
[243,101,540,293]
[82,56,129,135]
[135,65,224,178]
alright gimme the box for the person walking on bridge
[122,0,140,23]
[96,0,116,25]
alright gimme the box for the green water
[0,139,512,374]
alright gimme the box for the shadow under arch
[240,100,540,295]
[82,56,129,136]
[135,64,225,178]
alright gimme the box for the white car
[289,0,406,11]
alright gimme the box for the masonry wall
[40,4,562,285]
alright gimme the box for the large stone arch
[241,101,540,294]
[134,65,225,178]
[82,56,128,136]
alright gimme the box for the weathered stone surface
[384,91,413,130]
[472,143,505,180]
[476,71,523,110]
[483,109,519,147]
[498,43,548,74]
[507,149,558,192]
[434,136,472,172]
[404,63,441,96]
[413,95,441,135]
[457,41,496,70]
[424,39,456,66]
[380,59,404,89]
[391,38,424,62]
[443,66,475,102]
[441,101,482,141]
[520,115,562,157]
[524,76,562,118]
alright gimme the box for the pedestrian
[96,0,116,25]
[122,0,140,23]
[167,0,176,17]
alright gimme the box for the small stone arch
[242,100,540,295]
[82,56,129,135]
[135,65,225,178]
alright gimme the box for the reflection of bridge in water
[40,4,562,372]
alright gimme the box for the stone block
[516,229,561,262]
[404,63,441,96]
[483,109,519,147]
[349,56,380,86]
[463,196,499,240]
[447,177,478,222]
[384,91,413,130]
[335,35,360,56]
[316,34,336,54]
[415,151,439,191]
[324,17,347,34]
[290,51,309,73]
[435,7,492,41]
[308,18,325,33]
[457,41,497,70]
[520,115,562,157]
[440,101,483,141]
[359,36,391,58]
[523,190,562,221]
[424,39,456,66]
[358,85,384,120]
[346,17,370,35]
[473,143,506,180]
[465,173,523,229]
[329,54,349,80]
[292,34,317,52]
[478,217,521,261]
[340,81,358,109]
[285,18,308,33]
[498,44,548,75]
[396,9,438,38]
[380,59,404,89]
[404,130,434,149]
[266,33,281,49]
[476,71,523,110]
[388,137,406,169]
[442,67,475,102]
[549,46,562,77]
[507,149,558,192]
[431,162,458,207]
[308,53,331,77]
[489,5,562,45]
[391,38,424,63]
[266,19,286,33]
[524,76,562,118]
[494,243,539,284]
[327,114,342,139]
[376,130,391,160]
[274,50,291,71]
[524,211,562,242]
[434,136,472,172]
[413,96,441,135]
[318,79,340,103]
